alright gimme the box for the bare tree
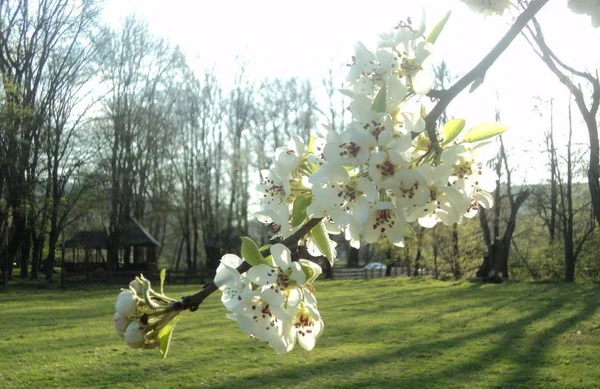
[531,98,559,244]
[520,3,600,227]
[223,65,254,253]
[95,16,185,270]
[0,0,100,278]
[169,67,225,272]
[556,96,596,281]
[478,135,530,281]
[321,65,349,134]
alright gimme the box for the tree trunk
[107,231,120,271]
[433,245,439,279]
[322,257,333,279]
[451,223,460,280]
[564,238,575,283]
[31,235,44,280]
[414,228,424,277]
[19,227,31,278]
[347,246,359,268]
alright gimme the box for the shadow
[206,283,599,388]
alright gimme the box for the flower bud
[116,290,138,318]
[124,321,145,349]
[113,312,130,338]
[129,278,144,296]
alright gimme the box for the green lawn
[1,278,599,388]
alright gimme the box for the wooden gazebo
[63,229,109,272]
[62,218,159,281]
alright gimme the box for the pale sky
[101,0,600,184]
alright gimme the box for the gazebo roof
[64,230,108,249]
[119,218,159,247]
[65,218,159,249]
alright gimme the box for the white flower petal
[115,290,138,318]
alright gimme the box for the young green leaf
[298,259,323,283]
[309,221,335,266]
[442,118,465,145]
[240,236,268,266]
[462,122,508,143]
[159,269,166,296]
[292,194,312,227]
[158,316,179,359]
[427,11,451,44]
[372,83,387,113]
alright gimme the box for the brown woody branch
[173,217,324,311]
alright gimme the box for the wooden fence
[332,266,433,280]
[60,269,206,286]
[60,265,433,286]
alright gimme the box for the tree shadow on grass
[209,284,598,389]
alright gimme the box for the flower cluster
[460,0,512,16]
[113,272,180,358]
[214,244,324,354]
[116,5,600,357]
[254,19,500,257]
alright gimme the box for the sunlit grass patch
[1,278,599,388]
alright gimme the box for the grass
[1,277,599,388]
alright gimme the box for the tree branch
[424,0,550,145]
[173,217,324,312]
[172,0,551,312]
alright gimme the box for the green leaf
[309,221,335,266]
[372,83,387,113]
[240,236,268,266]
[292,194,312,227]
[259,244,274,266]
[298,259,323,283]
[462,122,508,143]
[159,269,166,296]
[259,243,271,252]
[442,118,465,145]
[427,11,451,44]
[158,316,179,359]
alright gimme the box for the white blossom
[461,0,512,16]
[115,290,138,318]
[568,0,600,27]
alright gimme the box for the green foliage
[462,122,508,143]
[1,280,599,388]
[240,236,268,266]
[291,194,312,227]
[372,218,485,279]
[310,221,336,266]
[427,11,452,44]
[511,183,599,282]
[371,82,387,113]
[298,258,322,283]
[157,316,179,359]
[441,118,465,146]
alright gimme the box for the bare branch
[424,0,550,146]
